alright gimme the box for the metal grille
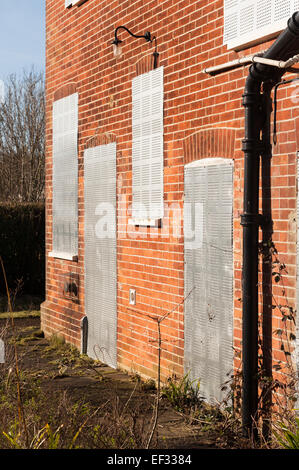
[132,66,164,223]
[224,0,298,48]
[297,153,299,386]
[84,143,117,368]
[274,0,291,22]
[52,93,78,257]
[184,159,234,403]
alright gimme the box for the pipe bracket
[240,213,270,228]
[242,138,264,153]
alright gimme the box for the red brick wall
[42,0,298,388]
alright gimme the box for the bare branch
[0,69,45,202]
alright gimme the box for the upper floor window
[131,66,164,226]
[65,0,87,8]
[224,0,299,50]
[50,92,79,261]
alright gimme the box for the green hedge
[0,203,45,296]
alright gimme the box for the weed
[49,334,66,349]
[162,373,201,413]
[273,415,299,449]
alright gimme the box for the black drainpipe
[241,12,299,437]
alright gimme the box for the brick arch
[134,51,168,75]
[53,82,77,101]
[183,128,236,165]
[135,53,157,75]
[85,131,116,149]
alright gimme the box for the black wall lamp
[112,26,159,68]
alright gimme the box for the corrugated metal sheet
[52,93,78,257]
[184,159,234,403]
[297,153,299,387]
[132,66,164,223]
[84,143,117,368]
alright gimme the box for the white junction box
[129,289,136,306]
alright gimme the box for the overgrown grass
[0,310,40,319]
[0,382,149,449]
[0,349,151,449]
[0,306,297,449]
[0,315,155,449]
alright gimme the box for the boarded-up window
[184,158,234,403]
[296,152,299,389]
[50,93,78,260]
[65,0,86,7]
[84,143,117,368]
[131,66,164,225]
[224,0,299,50]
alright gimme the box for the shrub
[0,203,45,296]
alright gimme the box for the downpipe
[241,12,299,438]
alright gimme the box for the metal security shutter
[132,66,164,225]
[297,153,299,392]
[65,0,82,7]
[224,0,299,50]
[184,158,234,403]
[84,143,117,368]
[51,93,78,259]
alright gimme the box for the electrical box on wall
[129,289,136,306]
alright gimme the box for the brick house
[42,0,299,411]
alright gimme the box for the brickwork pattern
[42,0,298,386]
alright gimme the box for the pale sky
[0,1,45,81]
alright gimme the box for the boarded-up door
[84,143,117,368]
[184,158,234,403]
[296,152,299,386]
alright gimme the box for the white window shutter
[65,0,85,7]
[50,93,78,260]
[224,0,299,50]
[132,67,164,225]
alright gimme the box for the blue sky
[0,1,45,81]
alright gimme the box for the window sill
[66,0,88,8]
[128,218,162,228]
[48,251,78,262]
